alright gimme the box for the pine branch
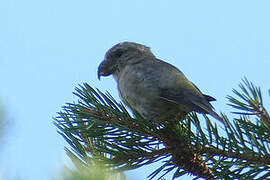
[54,79,270,179]
[227,77,270,125]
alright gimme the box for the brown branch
[159,127,214,180]
[249,98,270,126]
[259,106,270,126]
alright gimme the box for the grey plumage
[98,42,223,124]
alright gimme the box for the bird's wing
[159,78,211,113]
[160,84,224,123]
[154,59,223,123]
[152,59,205,109]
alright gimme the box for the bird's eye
[114,49,124,58]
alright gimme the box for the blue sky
[0,0,270,179]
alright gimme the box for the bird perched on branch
[98,42,223,124]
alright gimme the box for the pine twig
[55,79,270,179]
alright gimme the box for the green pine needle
[55,79,270,179]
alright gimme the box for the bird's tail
[192,100,224,124]
[208,110,224,124]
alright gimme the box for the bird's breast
[116,64,158,111]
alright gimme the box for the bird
[97,42,224,124]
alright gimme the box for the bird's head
[97,42,154,80]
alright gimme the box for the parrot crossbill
[98,42,223,124]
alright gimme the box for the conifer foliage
[54,78,270,179]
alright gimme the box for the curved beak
[97,60,113,80]
[97,71,104,80]
[97,61,105,80]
